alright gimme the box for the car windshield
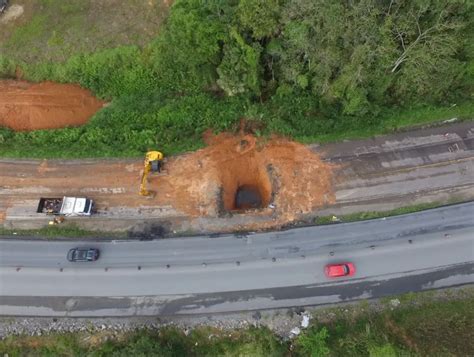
[343,265,349,274]
[83,200,91,214]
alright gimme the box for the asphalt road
[1,202,473,316]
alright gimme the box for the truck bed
[36,198,62,214]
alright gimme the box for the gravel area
[0,305,328,339]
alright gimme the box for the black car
[67,248,100,262]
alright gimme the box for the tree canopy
[156,0,473,115]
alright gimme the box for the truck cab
[60,197,93,216]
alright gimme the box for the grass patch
[0,0,171,63]
[296,102,474,144]
[318,294,474,356]
[314,199,467,225]
[0,224,125,239]
[0,326,287,357]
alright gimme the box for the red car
[325,262,356,278]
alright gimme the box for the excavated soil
[0,80,105,131]
[165,132,335,220]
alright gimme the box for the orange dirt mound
[0,80,105,131]
[157,133,335,220]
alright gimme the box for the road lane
[1,201,473,268]
[1,230,472,296]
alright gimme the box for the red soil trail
[0,80,105,131]
[0,132,335,228]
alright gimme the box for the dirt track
[2,121,473,235]
[0,80,105,131]
[0,79,472,236]
[0,133,335,232]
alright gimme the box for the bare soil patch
[159,132,335,220]
[0,4,24,24]
[0,80,105,131]
[0,132,334,230]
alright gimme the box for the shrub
[295,327,330,357]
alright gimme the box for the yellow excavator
[139,151,164,197]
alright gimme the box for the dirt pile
[0,80,105,131]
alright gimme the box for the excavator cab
[139,151,164,197]
[150,159,162,173]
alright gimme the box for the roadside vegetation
[315,198,468,225]
[0,225,126,239]
[1,289,473,356]
[0,0,473,158]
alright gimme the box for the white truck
[37,197,94,216]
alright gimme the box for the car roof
[328,264,346,275]
[75,249,89,259]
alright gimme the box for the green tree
[238,0,280,39]
[388,0,470,103]
[276,0,470,115]
[217,29,262,96]
[149,0,227,92]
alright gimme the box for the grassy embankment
[0,225,125,239]
[314,199,468,225]
[1,289,473,356]
[0,0,472,158]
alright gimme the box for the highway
[0,202,473,316]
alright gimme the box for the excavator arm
[139,151,164,197]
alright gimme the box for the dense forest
[0,0,473,157]
[157,0,472,113]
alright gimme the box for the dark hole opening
[234,184,263,210]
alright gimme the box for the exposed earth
[0,131,335,231]
[0,4,24,24]
[0,80,105,131]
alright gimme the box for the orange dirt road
[0,134,335,230]
[0,80,105,131]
